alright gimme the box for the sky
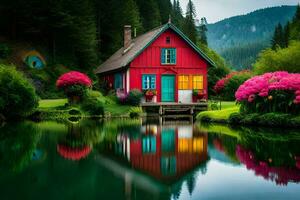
[179,0,300,23]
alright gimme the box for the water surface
[0,118,299,200]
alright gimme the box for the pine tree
[183,0,198,43]
[290,4,300,40]
[198,17,208,45]
[155,0,172,24]
[136,0,161,31]
[284,21,290,48]
[122,0,143,35]
[171,0,184,29]
[271,23,284,49]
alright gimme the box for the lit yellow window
[193,75,203,89]
[178,75,189,89]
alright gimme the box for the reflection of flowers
[57,144,91,161]
[236,145,300,185]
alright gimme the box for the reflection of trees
[186,171,197,195]
[0,122,41,172]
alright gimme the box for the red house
[95,22,215,103]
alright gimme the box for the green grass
[208,101,237,110]
[39,99,68,108]
[197,101,239,122]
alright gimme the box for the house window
[142,75,156,89]
[178,75,189,89]
[114,73,123,89]
[161,48,176,64]
[166,36,171,44]
[193,75,204,89]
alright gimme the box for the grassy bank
[37,97,138,121]
[198,101,300,128]
[197,101,239,123]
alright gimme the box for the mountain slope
[206,5,297,69]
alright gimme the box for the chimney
[124,25,132,50]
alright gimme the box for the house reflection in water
[114,120,208,183]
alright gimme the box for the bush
[214,70,252,101]
[257,113,290,127]
[228,112,243,124]
[0,43,12,59]
[236,71,300,115]
[81,91,104,116]
[254,41,300,74]
[118,89,143,106]
[0,65,39,119]
[56,71,92,102]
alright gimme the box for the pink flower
[56,71,92,88]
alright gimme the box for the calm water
[0,118,300,200]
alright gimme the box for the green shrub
[126,89,143,106]
[228,112,243,124]
[222,73,252,101]
[129,107,143,119]
[81,91,104,116]
[257,113,290,127]
[210,103,219,110]
[0,43,12,59]
[240,113,260,125]
[0,65,39,119]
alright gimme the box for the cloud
[179,0,300,23]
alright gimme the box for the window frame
[142,74,156,90]
[178,75,189,90]
[161,48,176,65]
[193,75,204,90]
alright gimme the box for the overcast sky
[179,0,300,23]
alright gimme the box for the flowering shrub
[117,89,143,105]
[56,71,92,102]
[235,71,300,114]
[56,71,92,88]
[214,70,252,100]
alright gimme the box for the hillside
[206,5,297,69]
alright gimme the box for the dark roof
[95,23,215,74]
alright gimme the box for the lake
[0,118,300,200]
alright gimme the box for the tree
[183,0,198,43]
[136,0,161,31]
[290,4,300,40]
[122,0,143,35]
[155,0,172,24]
[271,23,285,49]
[171,0,184,29]
[198,17,208,45]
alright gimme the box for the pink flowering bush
[214,70,252,100]
[235,71,300,114]
[56,71,92,102]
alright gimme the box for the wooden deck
[141,102,208,116]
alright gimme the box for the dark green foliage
[171,0,184,29]
[222,72,252,101]
[123,0,143,33]
[0,65,39,119]
[126,89,143,106]
[221,41,269,70]
[198,44,230,96]
[156,0,173,23]
[64,85,87,100]
[198,18,208,45]
[136,0,161,30]
[183,0,197,43]
[228,112,244,124]
[81,90,104,116]
[271,23,288,49]
[0,43,12,59]
[290,5,300,40]
[228,112,300,127]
